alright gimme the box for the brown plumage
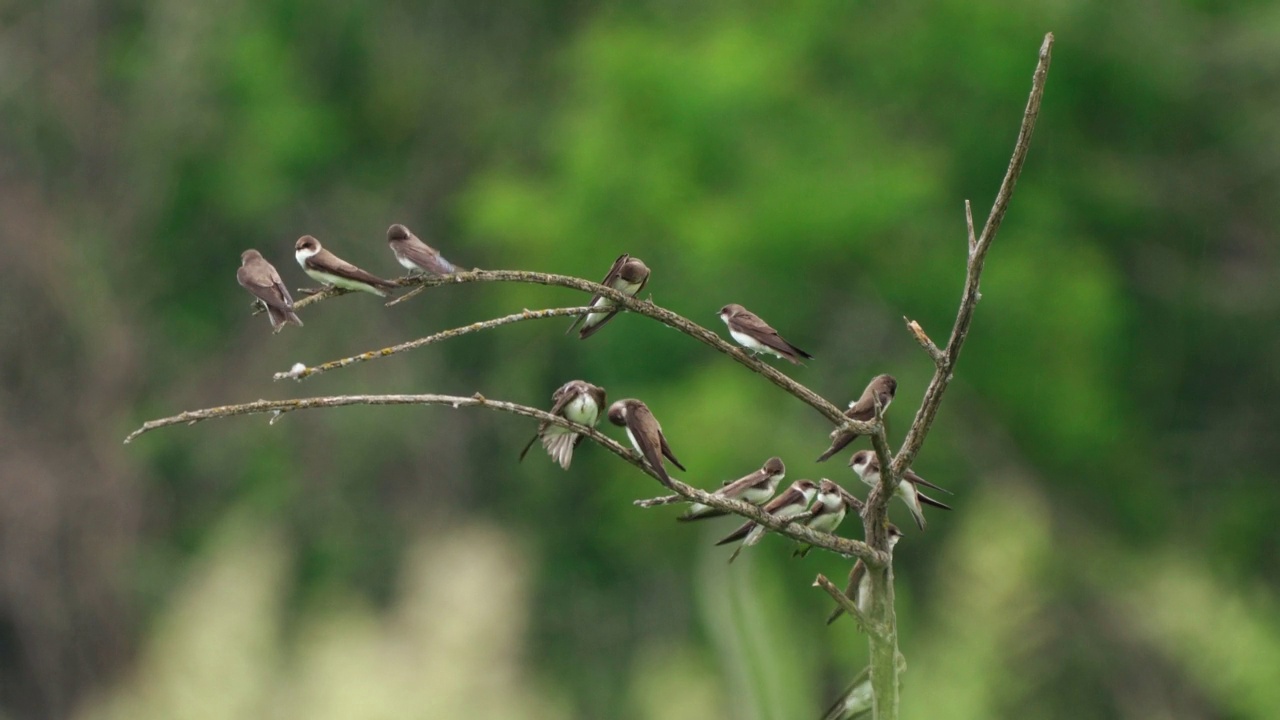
[569,254,650,339]
[387,223,457,276]
[295,235,397,297]
[237,249,302,333]
[518,380,606,470]
[608,399,684,488]
[826,524,903,625]
[718,303,813,365]
[816,374,897,462]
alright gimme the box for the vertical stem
[867,562,899,719]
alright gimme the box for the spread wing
[521,383,580,461]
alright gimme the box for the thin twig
[123,392,884,564]
[891,32,1053,478]
[385,284,427,307]
[270,268,871,432]
[274,306,594,381]
[634,493,684,508]
[814,574,884,640]
[965,199,977,254]
[904,318,945,366]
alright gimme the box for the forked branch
[123,392,884,565]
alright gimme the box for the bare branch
[633,493,684,508]
[385,284,427,307]
[965,199,977,254]
[265,267,866,431]
[904,318,945,366]
[814,574,884,640]
[274,306,594,382]
[892,32,1053,478]
[124,392,884,564]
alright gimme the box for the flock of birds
[235,225,953,640]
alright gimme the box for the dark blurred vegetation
[2,1,1279,718]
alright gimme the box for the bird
[816,374,897,462]
[607,399,685,488]
[848,450,952,531]
[717,303,813,365]
[792,479,851,558]
[821,666,874,720]
[386,223,457,276]
[519,380,606,470]
[678,456,785,522]
[236,249,302,333]
[715,479,819,563]
[567,254,650,339]
[825,524,904,626]
[295,235,398,297]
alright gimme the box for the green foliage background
[2,1,1278,718]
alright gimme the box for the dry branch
[266,268,872,434]
[123,392,884,565]
[815,573,883,639]
[274,306,594,381]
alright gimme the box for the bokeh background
[2,1,1279,718]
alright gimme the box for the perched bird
[816,374,897,463]
[679,456,785,522]
[567,254,650,339]
[295,235,398,297]
[236,249,302,333]
[792,479,851,558]
[386,223,457,276]
[717,303,813,365]
[715,479,819,563]
[607,399,685,488]
[519,380,606,470]
[848,450,952,531]
[821,667,873,720]
[826,524,904,625]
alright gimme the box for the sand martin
[386,223,457,276]
[295,235,397,297]
[567,254,650,339]
[848,450,951,531]
[679,456,786,522]
[717,303,813,365]
[792,479,851,558]
[715,478,819,563]
[826,524,904,626]
[816,374,897,462]
[821,666,873,720]
[519,380,606,470]
[608,399,685,488]
[236,249,302,333]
